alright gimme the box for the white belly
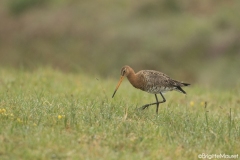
[146,86,174,94]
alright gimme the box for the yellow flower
[190,101,194,107]
[58,115,65,119]
[200,101,205,106]
[0,108,6,114]
[9,113,14,119]
[17,118,23,123]
[33,123,37,126]
[58,115,62,119]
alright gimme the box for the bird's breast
[145,85,174,94]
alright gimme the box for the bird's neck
[127,72,142,89]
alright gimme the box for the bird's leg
[140,92,166,114]
[141,94,157,110]
[155,94,159,114]
[156,92,166,113]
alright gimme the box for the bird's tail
[181,82,190,86]
[175,82,190,94]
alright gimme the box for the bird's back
[136,70,189,94]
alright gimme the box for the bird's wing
[139,70,170,87]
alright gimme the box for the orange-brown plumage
[112,65,190,113]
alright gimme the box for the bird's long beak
[112,76,124,98]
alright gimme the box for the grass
[0,68,239,160]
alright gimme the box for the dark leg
[140,92,166,114]
[155,94,159,114]
[156,92,166,113]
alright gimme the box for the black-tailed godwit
[112,65,190,113]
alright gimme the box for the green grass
[0,68,239,160]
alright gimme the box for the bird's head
[112,65,131,98]
[120,65,130,77]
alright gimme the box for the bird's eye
[121,69,126,76]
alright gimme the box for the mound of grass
[0,68,239,159]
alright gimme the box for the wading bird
[112,65,190,113]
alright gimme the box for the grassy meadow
[0,0,240,159]
[0,68,239,160]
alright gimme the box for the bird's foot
[139,104,150,110]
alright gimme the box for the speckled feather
[136,70,188,94]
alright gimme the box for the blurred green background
[0,0,239,87]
